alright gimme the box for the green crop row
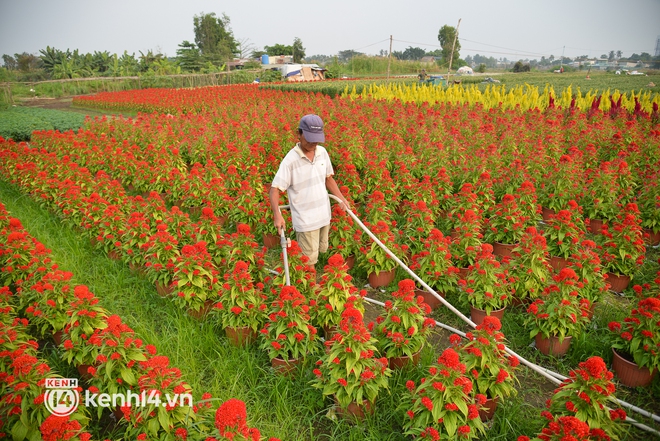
[0,107,87,142]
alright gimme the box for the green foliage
[438,24,461,66]
[0,107,86,141]
[512,61,531,73]
[193,12,237,62]
[265,43,293,56]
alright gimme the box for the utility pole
[447,18,461,84]
[387,35,393,81]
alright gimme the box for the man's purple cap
[299,114,325,143]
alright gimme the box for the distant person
[418,69,427,81]
[269,114,350,266]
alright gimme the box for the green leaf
[157,406,171,433]
[121,367,137,385]
[11,420,28,441]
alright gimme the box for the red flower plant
[546,356,625,440]
[402,347,486,440]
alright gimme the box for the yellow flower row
[343,82,660,114]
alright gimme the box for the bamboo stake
[446,18,461,85]
[387,35,393,82]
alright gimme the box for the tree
[2,54,17,70]
[90,51,112,75]
[337,50,363,62]
[176,41,203,72]
[609,50,615,61]
[512,61,530,73]
[264,44,292,56]
[193,12,238,64]
[292,37,305,63]
[15,52,41,72]
[398,46,426,60]
[437,25,460,66]
[476,63,486,73]
[236,38,256,59]
[616,50,622,59]
[138,50,164,73]
[117,51,139,76]
[39,46,70,75]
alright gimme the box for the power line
[350,39,390,52]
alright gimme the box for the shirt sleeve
[325,150,335,178]
[271,159,291,192]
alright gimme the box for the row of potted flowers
[9,122,654,311]
[1,134,653,380]
[0,203,280,441]
[0,285,92,441]
[1,153,656,438]
[4,133,657,376]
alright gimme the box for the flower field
[1,83,660,440]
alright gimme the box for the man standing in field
[269,114,350,266]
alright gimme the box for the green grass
[2,176,659,439]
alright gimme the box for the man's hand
[339,199,351,212]
[273,211,286,235]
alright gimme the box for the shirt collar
[294,142,317,159]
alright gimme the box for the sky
[1,0,659,62]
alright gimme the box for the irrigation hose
[326,195,660,436]
[270,196,659,435]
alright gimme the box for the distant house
[267,63,326,82]
[421,56,436,64]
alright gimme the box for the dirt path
[19,96,74,110]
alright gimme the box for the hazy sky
[1,0,659,61]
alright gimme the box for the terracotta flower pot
[607,272,631,293]
[643,228,660,246]
[188,300,214,320]
[187,206,202,217]
[225,326,257,347]
[155,280,174,297]
[77,364,95,381]
[53,330,63,346]
[456,267,470,282]
[107,249,121,260]
[492,242,517,259]
[388,346,423,370]
[549,255,569,271]
[263,233,280,249]
[414,288,444,310]
[129,262,144,275]
[345,255,356,270]
[587,218,606,235]
[535,334,572,357]
[334,396,374,422]
[470,305,505,326]
[271,356,301,377]
[541,207,556,222]
[611,348,657,388]
[479,396,499,421]
[323,324,338,342]
[510,296,531,308]
[368,269,395,288]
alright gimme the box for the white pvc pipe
[333,195,660,435]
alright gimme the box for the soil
[16,95,123,118]
[19,96,75,110]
